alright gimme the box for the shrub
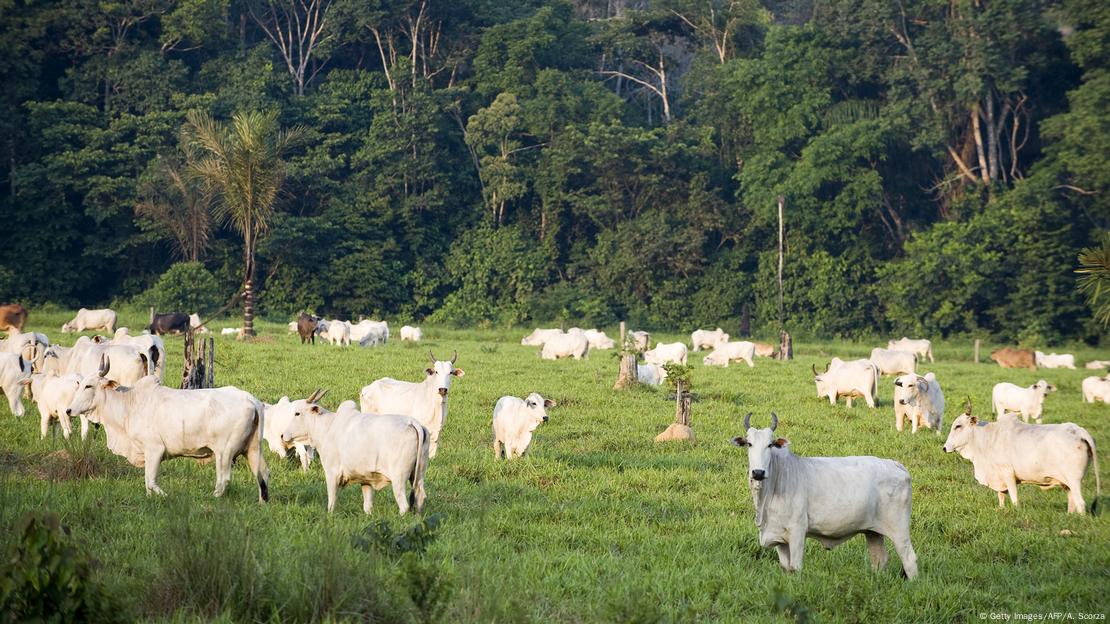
[136,262,223,314]
[0,512,123,623]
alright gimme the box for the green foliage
[0,512,123,623]
[137,262,223,314]
[353,513,447,557]
[662,363,694,392]
[1077,232,1110,325]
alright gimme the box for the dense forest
[0,0,1107,343]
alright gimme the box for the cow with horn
[731,412,918,578]
[358,350,464,458]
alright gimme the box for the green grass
[2,309,1108,622]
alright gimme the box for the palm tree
[1077,232,1110,326]
[135,157,213,263]
[181,110,304,337]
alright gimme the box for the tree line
[0,0,1106,343]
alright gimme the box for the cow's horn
[743,412,752,430]
[314,388,329,403]
[824,361,830,372]
[98,354,110,377]
[305,388,322,403]
[811,364,818,376]
[428,351,437,364]
[770,412,779,431]
[451,350,458,364]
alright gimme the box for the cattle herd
[0,302,1106,581]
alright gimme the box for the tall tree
[182,110,304,336]
[250,0,339,96]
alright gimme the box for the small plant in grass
[353,514,453,623]
[352,513,446,556]
[0,512,123,623]
[770,588,812,623]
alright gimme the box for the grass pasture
[1,309,1108,622]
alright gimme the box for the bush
[136,262,223,315]
[0,512,123,623]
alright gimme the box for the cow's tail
[1080,430,1101,514]
[248,401,270,503]
[408,422,429,513]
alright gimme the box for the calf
[990,347,1036,370]
[992,380,1056,424]
[492,393,556,459]
[282,396,429,515]
[62,308,118,333]
[0,304,28,332]
[893,373,944,434]
[1082,376,1110,404]
[0,353,32,417]
[149,312,189,336]
[731,413,918,578]
[29,372,82,439]
[359,352,464,458]
[644,342,688,366]
[262,395,316,471]
[943,408,1100,513]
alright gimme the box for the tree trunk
[614,353,639,389]
[181,328,214,389]
[778,331,793,361]
[242,277,255,337]
[674,380,691,427]
[972,105,989,184]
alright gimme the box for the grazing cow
[492,393,555,459]
[0,353,32,417]
[189,313,209,334]
[1085,360,1110,370]
[350,320,389,346]
[1082,376,1110,404]
[66,358,269,501]
[813,359,879,408]
[400,325,423,342]
[629,331,651,352]
[281,394,429,515]
[990,347,1036,370]
[541,332,590,360]
[691,328,729,352]
[1034,351,1075,369]
[321,320,351,346]
[297,313,319,345]
[62,308,118,333]
[943,408,1100,513]
[262,395,316,471]
[583,329,615,350]
[149,312,189,336]
[221,328,241,336]
[0,304,28,332]
[521,328,562,346]
[869,348,917,376]
[644,342,688,366]
[992,380,1056,424]
[753,343,776,358]
[703,341,755,368]
[28,372,82,439]
[731,413,918,578]
[359,352,464,459]
[637,363,668,386]
[893,373,945,434]
[888,337,933,363]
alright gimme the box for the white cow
[0,353,32,417]
[629,331,651,352]
[29,372,82,439]
[189,313,209,334]
[359,352,464,459]
[1034,351,1075,369]
[65,360,269,501]
[943,409,1100,513]
[887,337,933,363]
[521,328,562,346]
[644,342,688,366]
[350,320,389,346]
[753,343,776,358]
[691,328,729,352]
[400,325,423,342]
[703,341,755,368]
[541,332,590,360]
[637,363,668,386]
[322,321,351,346]
[1085,360,1110,370]
[56,339,153,387]
[1082,376,1110,404]
[62,308,117,333]
[492,393,556,459]
[110,332,165,381]
[221,328,241,336]
[287,321,299,333]
[281,398,429,515]
[731,413,918,578]
[2,329,50,369]
[893,373,944,434]
[869,348,916,376]
[992,380,1056,424]
[583,329,615,350]
[262,395,316,471]
[813,359,879,408]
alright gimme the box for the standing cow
[0,353,32,417]
[149,312,190,336]
[869,348,916,376]
[1081,376,1110,404]
[691,328,729,352]
[888,337,933,363]
[492,393,556,459]
[541,332,590,360]
[1034,352,1076,369]
[297,313,319,345]
[62,308,118,333]
[813,359,879,408]
[263,396,316,471]
[893,373,944,434]
[359,352,464,459]
[943,407,1100,514]
[644,342,688,366]
[992,380,1056,424]
[0,304,29,332]
[400,325,423,342]
[731,413,918,578]
[28,372,82,439]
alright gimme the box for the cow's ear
[968,415,979,425]
[917,378,928,392]
[310,405,324,415]
[772,438,789,448]
[452,368,465,377]
[894,380,902,387]
[730,436,749,447]
[104,380,120,390]
[425,368,435,376]
[544,399,556,408]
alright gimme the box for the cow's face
[282,401,320,444]
[1034,379,1056,394]
[524,393,555,425]
[65,374,117,421]
[731,419,787,488]
[895,376,927,406]
[61,322,75,332]
[814,374,828,398]
[942,413,977,453]
[426,360,464,397]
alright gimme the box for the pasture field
[2,309,1108,623]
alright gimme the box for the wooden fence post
[619,321,626,347]
[974,339,980,363]
[614,353,638,390]
[675,380,691,427]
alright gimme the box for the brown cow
[0,304,28,332]
[297,313,318,345]
[990,347,1036,370]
